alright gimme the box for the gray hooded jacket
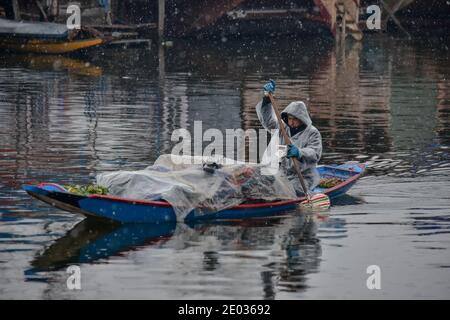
[256,99,322,194]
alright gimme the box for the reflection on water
[0,35,449,299]
[25,213,325,299]
[29,219,176,272]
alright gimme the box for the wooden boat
[163,0,338,38]
[0,18,107,53]
[0,37,105,54]
[23,163,365,223]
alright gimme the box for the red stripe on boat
[88,194,306,209]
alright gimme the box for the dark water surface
[0,35,449,299]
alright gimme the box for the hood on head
[281,101,312,127]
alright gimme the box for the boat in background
[23,163,365,224]
[0,18,109,53]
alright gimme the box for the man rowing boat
[256,80,323,195]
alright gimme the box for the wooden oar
[266,93,330,210]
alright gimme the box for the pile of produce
[318,177,343,189]
[65,184,109,196]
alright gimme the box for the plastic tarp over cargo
[96,154,297,219]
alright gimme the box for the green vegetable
[65,184,109,196]
[318,177,343,189]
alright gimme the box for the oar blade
[300,193,331,210]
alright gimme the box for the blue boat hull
[23,163,365,223]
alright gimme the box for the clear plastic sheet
[96,154,297,219]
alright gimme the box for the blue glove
[287,144,302,159]
[263,79,276,95]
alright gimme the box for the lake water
[0,34,449,299]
